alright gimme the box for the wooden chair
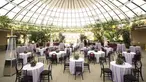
[99,57,112,82]
[40,63,53,82]
[75,62,83,80]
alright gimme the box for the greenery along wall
[0,15,146,47]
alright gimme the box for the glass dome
[0,0,146,27]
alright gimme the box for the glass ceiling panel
[0,0,146,27]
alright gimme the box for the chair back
[48,63,52,71]
[89,52,95,58]
[102,48,106,55]
[52,54,57,59]
[16,59,23,71]
[66,48,70,55]
[99,57,106,69]
[135,61,142,70]
[75,62,82,72]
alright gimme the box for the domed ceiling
[0,0,146,27]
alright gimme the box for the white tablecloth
[88,50,105,63]
[65,48,72,55]
[16,46,27,53]
[69,58,84,74]
[95,43,102,49]
[104,47,113,55]
[23,62,44,82]
[110,61,132,82]
[129,46,141,53]
[49,51,66,61]
[117,44,126,52]
[36,48,46,56]
[122,52,136,64]
[19,52,32,64]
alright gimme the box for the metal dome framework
[0,0,146,27]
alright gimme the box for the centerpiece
[116,54,125,65]
[30,58,37,67]
[74,54,79,60]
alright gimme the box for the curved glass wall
[0,0,146,27]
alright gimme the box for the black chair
[20,70,33,82]
[17,53,24,66]
[83,49,88,58]
[132,60,144,81]
[63,57,69,73]
[75,62,83,80]
[124,74,139,82]
[88,52,96,64]
[84,58,90,73]
[51,54,57,65]
[66,48,71,59]
[132,52,141,65]
[15,60,23,82]
[27,55,34,63]
[40,63,53,82]
[105,51,113,65]
[99,57,112,82]
[59,54,64,64]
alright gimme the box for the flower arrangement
[116,54,124,65]
[30,59,37,67]
[74,54,79,60]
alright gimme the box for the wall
[0,31,7,51]
[131,29,146,49]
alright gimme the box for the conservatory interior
[0,0,146,82]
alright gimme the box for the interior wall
[0,31,7,51]
[131,29,146,49]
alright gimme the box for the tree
[80,34,87,42]
[29,31,50,43]
[0,15,12,28]
[59,33,65,42]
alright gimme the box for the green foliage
[116,54,125,65]
[0,15,12,28]
[74,54,79,60]
[91,20,121,42]
[122,29,131,48]
[29,30,50,43]
[59,33,65,42]
[80,34,87,42]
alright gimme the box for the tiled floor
[0,51,145,82]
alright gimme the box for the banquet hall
[0,0,146,82]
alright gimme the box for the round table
[88,50,105,63]
[130,46,141,53]
[104,47,113,55]
[23,62,44,82]
[69,57,84,74]
[122,52,136,64]
[19,52,32,64]
[36,48,46,56]
[110,61,132,82]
